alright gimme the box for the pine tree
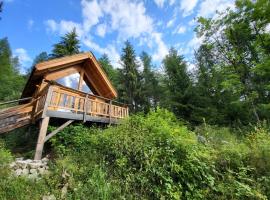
[51,28,80,58]
[26,52,49,76]
[140,51,159,113]
[0,38,25,101]
[98,54,119,87]
[163,47,191,119]
[119,41,140,112]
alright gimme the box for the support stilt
[34,117,50,160]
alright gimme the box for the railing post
[109,100,112,125]
[83,94,88,122]
[42,86,53,118]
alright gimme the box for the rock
[9,162,16,169]
[29,162,43,169]
[15,157,24,161]
[42,195,56,200]
[28,173,38,179]
[197,134,207,144]
[30,168,38,175]
[21,168,29,176]
[61,183,69,199]
[16,161,28,169]
[38,167,46,175]
[25,159,33,163]
[15,169,22,176]
[42,157,49,163]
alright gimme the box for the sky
[0,0,235,73]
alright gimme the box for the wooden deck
[0,82,129,134]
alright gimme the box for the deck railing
[45,84,128,120]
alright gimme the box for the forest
[0,0,270,199]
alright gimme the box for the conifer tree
[119,41,140,112]
[0,38,25,100]
[162,47,191,119]
[140,51,159,113]
[51,28,80,58]
[98,54,119,87]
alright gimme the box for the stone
[30,168,38,175]
[15,169,22,176]
[42,195,56,200]
[28,173,38,179]
[38,167,46,175]
[16,161,28,169]
[29,162,43,169]
[21,168,29,176]
[9,162,16,169]
[42,157,49,163]
[15,157,24,161]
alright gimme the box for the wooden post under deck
[34,117,50,160]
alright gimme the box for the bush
[0,109,269,199]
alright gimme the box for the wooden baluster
[83,94,88,122]
[109,100,112,125]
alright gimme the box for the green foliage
[195,0,270,125]
[98,53,120,88]
[0,37,26,101]
[0,111,270,199]
[46,110,269,199]
[51,28,80,58]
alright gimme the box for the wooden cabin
[0,52,129,160]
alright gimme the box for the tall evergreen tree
[51,28,80,58]
[98,54,119,87]
[27,52,49,76]
[163,48,192,120]
[0,38,25,101]
[119,41,140,112]
[140,51,160,113]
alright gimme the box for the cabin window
[56,73,92,94]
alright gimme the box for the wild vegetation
[0,0,270,199]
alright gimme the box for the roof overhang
[21,52,117,99]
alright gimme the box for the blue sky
[1,0,235,73]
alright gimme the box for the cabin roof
[21,52,117,99]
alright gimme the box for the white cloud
[265,23,270,33]
[186,34,204,54]
[166,17,176,28]
[173,25,186,34]
[187,62,196,71]
[45,19,58,32]
[44,0,168,65]
[14,48,32,73]
[197,0,235,18]
[96,23,107,37]
[154,0,166,8]
[154,0,175,7]
[152,32,168,62]
[45,20,84,38]
[81,0,103,32]
[180,0,199,17]
[188,19,196,27]
[83,38,121,68]
[169,0,176,5]
[27,19,34,30]
[101,0,153,39]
